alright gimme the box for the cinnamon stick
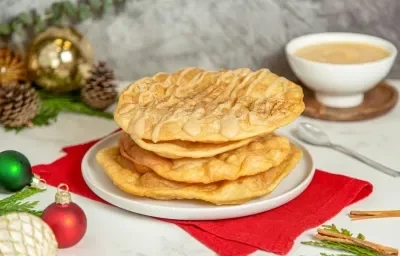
[350,210,400,221]
[316,228,398,256]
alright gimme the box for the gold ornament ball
[26,26,94,92]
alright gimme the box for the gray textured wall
[2,0,400,81]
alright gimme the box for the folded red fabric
[33,137,373,256]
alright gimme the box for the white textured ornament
[0,212,58,256]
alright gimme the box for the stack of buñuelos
[96,67,305,205]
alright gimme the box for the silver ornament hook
[30,174,47,190]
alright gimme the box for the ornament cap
[55,183,71,205]
[30,174,47,190]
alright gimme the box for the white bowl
[285,32,397,108]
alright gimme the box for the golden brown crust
[114,67,304,143]
[119,132,291,184]
[132,135,257,159]
[96,145,302,205]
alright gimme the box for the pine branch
[302,241,378,256]
[0,200,40,215]
[301,224,379,256]
[42,90,114,119]
[0,187,44,205]
[356,233,365,240]
[0,187,45,217]
[4,89,114,132]
[61,101,114,119]
[321,224,361,239]
[320,253,354,256]
[0,0,126,38]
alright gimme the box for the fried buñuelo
[114,67,304,143]
[119,132,291,184]
[131,135,257,159]
[96,145,302,205]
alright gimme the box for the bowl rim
[285,32,398,68]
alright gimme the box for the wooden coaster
[301,82,398,121]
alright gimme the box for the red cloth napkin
[32,136,373,256]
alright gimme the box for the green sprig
[320,253,354,256]
[321,224,354,237]
[301,224,377,256]
[0,187,45,217]
[0,0,126,37]
[302,240,378,256]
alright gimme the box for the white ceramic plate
[82,131,315,220]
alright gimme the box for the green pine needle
[0,187,44,204]
[301,224,377,256]
[320,253,354,256]
[302,241,378,256]
[0,187,45,217]
[322,224,353,237]
[356,233,365,240]
[0,200,42,216]
[63,101,114,118]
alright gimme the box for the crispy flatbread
[114,67,304,142]
[119,132,291,184]
[96,145,302,205]
[132,135,256,159]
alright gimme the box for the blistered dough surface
[114,67,305,142]
[119,132,291,184]
[96,145,302,205]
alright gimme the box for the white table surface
[1,80,400,256]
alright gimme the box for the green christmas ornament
[0,150,40,192]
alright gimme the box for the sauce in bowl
[294,42,390,64]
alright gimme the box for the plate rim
[81,131,315,219]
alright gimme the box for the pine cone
[0,47,27,86]
[0,82,41,128]
[81,61,117,110]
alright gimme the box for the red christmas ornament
[41,184,87,248]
